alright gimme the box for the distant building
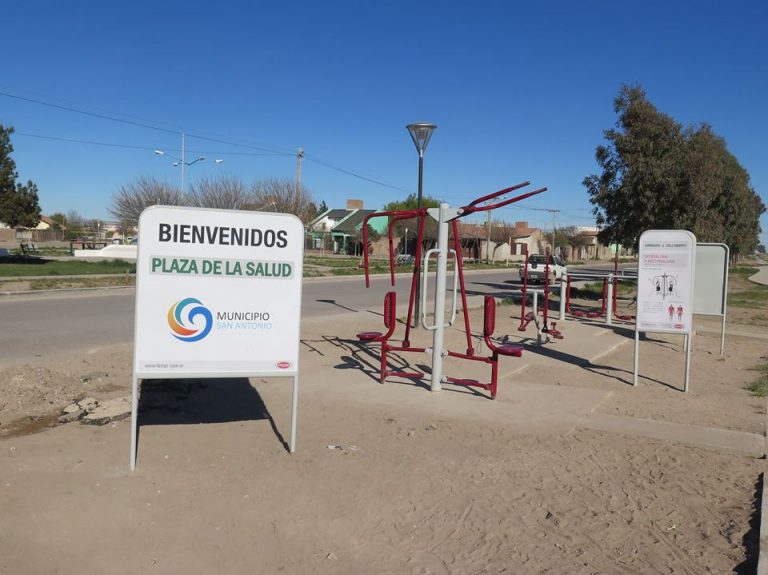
[563,227,613,261]
[454,220,544,262]
[306,200,388,254]
[0,215,65,243]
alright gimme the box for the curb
[0,285,135,297]
[759,472,767,575]
[0,266,519,296]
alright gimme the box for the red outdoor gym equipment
[611,251,635,321]
[565,275,608,318]
[517,251,562,338]
[356,182,546,399]
[540,249,563,339]
[518,252,534,331]
[356,291,425,383]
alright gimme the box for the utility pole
[486,210,492,263]
[543,208,560,255]
[181,132,186,194]
[296,147,304,195]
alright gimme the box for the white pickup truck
[520,254,567,284]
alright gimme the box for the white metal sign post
[694,243,729,356]
[130,206,304,470]
[633,230,696,392]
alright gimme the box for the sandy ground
[1,300,767,574]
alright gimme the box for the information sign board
[633,230,696,392]
[636,230,696,334]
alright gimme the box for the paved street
[0,269,526,365]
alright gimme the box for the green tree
[583,85,686,249]
[585,85,764,255]
[48,212,67,230]
[348,223,381,256]
[0,124,42,228]
[682,124,764,256]
[383,193,442,248]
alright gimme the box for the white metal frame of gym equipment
[418,203,569,391]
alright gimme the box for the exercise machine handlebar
[459,185,547,216]
[362,208,423,288]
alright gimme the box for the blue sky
[2,0,766,243]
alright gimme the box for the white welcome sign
[130,206,304,469]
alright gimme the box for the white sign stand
[633,230,696,392]
[694,243,729,356]
[130,206,304,470]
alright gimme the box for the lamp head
[406,123,437,155]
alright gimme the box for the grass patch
[28,276,135,290]
[730,266,759,279]
[574,281,636,299]
[0,257,135,277]
[746,358,768,396]
[730,289,768,308]
[746,379,768,397]
[728,266,768,309]
[304,256,361,268]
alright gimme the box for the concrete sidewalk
[750,265,768,286]
[301,302,765,459]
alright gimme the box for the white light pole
[154,132,222,192]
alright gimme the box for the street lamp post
[406,123,437,325]
[154,132,222,192]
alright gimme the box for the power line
[15,131,284,157]
[0,90,180,135]
[304,153,413,194]
[3,89,414,194]
[2,90,297,156]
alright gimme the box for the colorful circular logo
[167,298,213,342]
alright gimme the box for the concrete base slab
[580,413,765,458]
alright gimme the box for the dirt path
[0,303,766,573]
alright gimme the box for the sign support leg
[684,333,691,393]
[290,374,299,452]
[720,314,726,356]
[632,330,640,386]
[130,375,140,471]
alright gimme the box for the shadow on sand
[137,378,289,451]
